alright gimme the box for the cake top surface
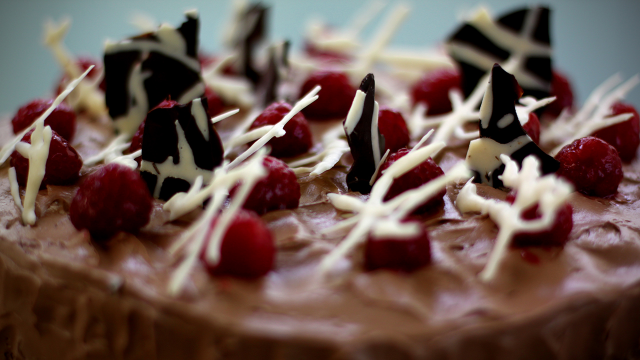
[0,2,640,359]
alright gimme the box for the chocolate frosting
[1,114,640,359]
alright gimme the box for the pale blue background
[1,1,639,115]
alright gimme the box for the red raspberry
[299,71,356,120]
[378,106,410,153]
[152,99,179,110]
[592,102,640,162]
[379,148,445,214]
[198,53,217,69]
[249,101,312,158]
[505,193,573,247]
[240,156,300,215]
[201,209,275,278]
[129,120,145,154]
[55,57,106,94]
[304,42,351,63]
[364,222,431,272]
[522,112,541,144]
[10,129,82,187]
[543,70,574,119]
[204,86,224,117]
[555,136,623,197]
[411,68,462,116]
[12,99,76,142]
[70,163,153,239]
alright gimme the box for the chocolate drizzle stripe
[447,6,552,99]
[104,13,204,137]
[344,73,385,194]
[467,64,558,188]
[140,98,223,200]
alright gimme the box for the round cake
[0,3,639,360]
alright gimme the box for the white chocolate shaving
[542,74,640,155]
[130,12,158,32]
[369,149,390,186]
[455,155,573,282]
[226,86,320,169]
[305,0,385,54]
[19,122,53,225]
[166,149,268,296]
[108,150,141,170]
[83,133,131,166]
[348,4,410,82]
[0,66,93,165]
[140,121,214,198]
[44,19,107,118]
[318,140,471,275]
[409,57,553,146]
[289,125,350,176]
[202,54,256,108]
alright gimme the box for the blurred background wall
[1,0,638,114]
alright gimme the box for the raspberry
[249,101,312,158]
[198,53,217,69]
[378,106,410,153]
[55,57,106,94]
[204,86,224,117]
[506,193,573,247]
[380,148,445,214]
[543,70,574,119]
[522,112,541,144]
[555,136,623,197]
[299,71,356,120]
[201,209,275,278]
[129,120,145,154]
[11,99,76,142]
[129,100,179,154]
[70,163,153,239]
[592,102,640,162]
[240,156,300,215]
[10,129,83,187]
[304,42,351,63]
[411,68,462,116]
[364,222,431,272]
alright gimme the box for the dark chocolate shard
[446,6,552,100]
[467,64,558,188]
[258,40,290,107]
[140,97,224,200]
[344,73,385,194]
[230,3,268,86]
[104,12,204,137]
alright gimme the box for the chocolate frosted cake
[0,3,639,360]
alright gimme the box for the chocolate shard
[231,3,268,86]
[466,64,558,188]
[258,40,290,107]
[446,6,552,101]
[104,12,204,137]
[344,73,385,194]
[139,97,224,200]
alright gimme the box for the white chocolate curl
[319,136,471,275]
[456,155,573,283]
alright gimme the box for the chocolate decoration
[446,6,552,100]
[104,12,204,136]
[258,40,290,107]
[344,73,385,194]
[467,64,558,188]
[140,97,224,200]
[232,3,268,86]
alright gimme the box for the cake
[0,3,639,360]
